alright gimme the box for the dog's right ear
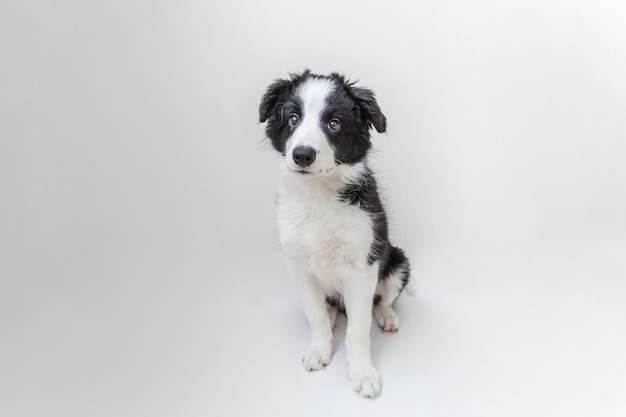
[259,78,291,123]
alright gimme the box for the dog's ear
[352,87,387,133]
[259,78,291,123]
[259,70,311,123]
[331,72,386,134]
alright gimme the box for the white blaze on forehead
[296,77,335,121]
[285,77,338,175]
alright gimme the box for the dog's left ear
[353,87,387,133]
[259,78,291,123]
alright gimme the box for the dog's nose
[292,146,317,167]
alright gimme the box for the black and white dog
[259,70,413,398]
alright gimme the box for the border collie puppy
[259,70,412,398]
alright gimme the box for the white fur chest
[277,171,374,293]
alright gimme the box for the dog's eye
[328,118,342,132]
[288,114,300,127]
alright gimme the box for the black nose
[292,146,317,167]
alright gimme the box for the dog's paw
[349,364,381,398]
[302,346,331,372]
[374,305,400,333]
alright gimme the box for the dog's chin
[286,164,335,178]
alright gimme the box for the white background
[1,1,625,416]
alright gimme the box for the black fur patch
[339,170,411,293]
[326,294,345,314]
[338,167,389,266]
[258,71,308,155]
[383,246,411,291]
[373,294,382,306]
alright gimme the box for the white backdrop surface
[1,1,625,416]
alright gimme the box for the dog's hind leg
[373,246,411,333]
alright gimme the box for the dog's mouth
[288,164,337,177]
[286,161,337,177]
[286,164,315,175]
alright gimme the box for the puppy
[259,70,412,398]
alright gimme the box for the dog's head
[259,70,386,176]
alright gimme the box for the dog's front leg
[289,265,333,371]
[343,264,381,398]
